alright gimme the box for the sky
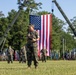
[0,0,76,22]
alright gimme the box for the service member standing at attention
[7,46,14,64]
[19,46,26,63]
[27,24,39,69]
[40,48,47,62]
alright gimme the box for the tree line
[0,0,76,53]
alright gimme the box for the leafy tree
[0,17,8,49]
[37,11,50,15]
[5,0,42,50]
[0,11,4,18]
[67,16,76,49]
[52,15,65,51]
[67,16,76,35]
[6,10,28,50]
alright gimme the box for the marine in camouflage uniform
[40,48,47,62]
[7,46,14,63]
[26,25,39,69]
[19,46,26,63]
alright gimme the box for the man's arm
[33,31,40,42]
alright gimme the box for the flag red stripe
[50,14,52,51]
[43,15,44,49]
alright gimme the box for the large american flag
[29,14,52,56]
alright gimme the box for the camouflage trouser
[41,54,46,62]
[7,55,13,63]
[27,46,38,67]
[19,55,26,63]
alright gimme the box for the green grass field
[0,60,76,75]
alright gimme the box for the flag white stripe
[48,14,50,56]
[41,15,43,50]
[44,15,46,49]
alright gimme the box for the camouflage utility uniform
[19,46,26,63]
[40,48,47,62]
[7,46,14,63]
[27,30,38,68]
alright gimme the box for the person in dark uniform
[7,46,14,63]
[26,24,39,69]
[40,48,47,62]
